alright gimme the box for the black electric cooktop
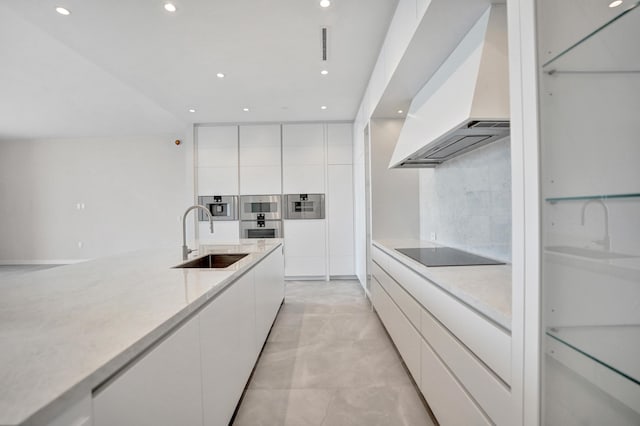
[395,247,505,267]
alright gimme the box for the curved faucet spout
[182,205,214,260]
[580,199,610,251]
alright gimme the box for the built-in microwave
[239,219,283,239]
[197,196,238,221]
[239,195,281,221]
[284,194,325,219]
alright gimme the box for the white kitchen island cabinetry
[371,241,512,425]
[93,318,204,426]
[91,244,284,426]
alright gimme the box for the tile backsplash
[419,137,511,262]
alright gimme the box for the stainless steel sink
[545,246,636,259]
[174,253,249,268]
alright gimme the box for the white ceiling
[0,0,398,140]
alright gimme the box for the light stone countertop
[0,240,282,426]
[373,239,512,331]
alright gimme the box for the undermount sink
[545,246,636,259]
[175,253,249,269]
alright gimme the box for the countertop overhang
[0,240,282,426]
[372,239,512,331]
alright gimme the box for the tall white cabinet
[195,122,355,279]
[196,125,240,243]
[282,124,326,278]
[327,123,355,277]
[239,125,282,195]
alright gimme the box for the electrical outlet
[430,232,437,241]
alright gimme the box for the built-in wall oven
[284,193,325,219]
[239,195,281,221]
[239,220,283,239]
[239,195,282,239]
[197,195,238,221]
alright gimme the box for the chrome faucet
[580,199,610,251]
[182,205,214,260]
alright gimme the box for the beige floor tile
[235,280,433,425]
[233,389,334,426]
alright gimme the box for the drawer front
[386,256,511,383]
[370,277,421,386]
[420,339,491,426]
[421,309,512,424]
[371,245,389,269]
[372,261,421,328]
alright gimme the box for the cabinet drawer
[371,245,388,269]
[372,261,420,329]
[386,256,511,383]
[421,308,511,425]
[420,339,491,426]
[370,277,421,386]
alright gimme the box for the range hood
[389,5,509,168]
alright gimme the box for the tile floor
[233,280,436,426]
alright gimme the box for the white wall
[419,137,512,262]
[370,119,420,239]
[0,135,190,263]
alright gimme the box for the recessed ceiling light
[320,70,329,75]
[320,106,327,110]
[55,7,71,15]
[320,0,331,7]
[164,3,177,12]
[243,107,250,112]
[609,0,623,7]
[188,108,196,113]
[397,110,404,114]
[216,72,225,78]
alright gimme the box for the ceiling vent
[321,27,328,61]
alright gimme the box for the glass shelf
[545,192,640,203]
[546,325,640,386]
[542,1,640,74]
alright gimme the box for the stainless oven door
[239,195,281,221]
[284,194,325,219]
[240,220,282,239]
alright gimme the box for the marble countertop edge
[372,240,512,331]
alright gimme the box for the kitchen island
[0,240,284,426]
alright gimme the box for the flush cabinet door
[283,219,327,278]
[328,164,355,276]
[199,271,257,426]
[239,125,282,195]
[254,247,285,348]
[282,123,325,193]
[197,125,239,195]
[92,319,203,426]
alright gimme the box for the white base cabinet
[283,220,327,278]
[92,246,284,426]
[93,319,203,426]
[371,245,513,425]
[200,272,257,426]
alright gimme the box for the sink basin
[175,253,249,269]
[545,246,636,259]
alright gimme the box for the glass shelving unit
[542,1,640,74]
[545,192,640,204]
[538,0,640,423]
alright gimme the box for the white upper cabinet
[282,123,325,193]
[327,123,353,165]
[197,125,239,195]
[239,125,282,195]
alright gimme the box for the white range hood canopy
[389,5,509,168]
